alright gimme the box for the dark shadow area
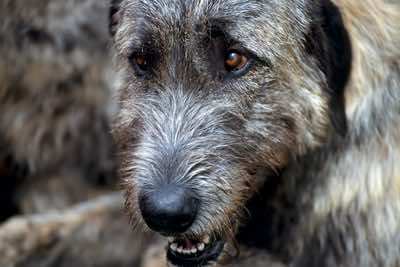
[0,156,22,222]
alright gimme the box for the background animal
[0,0,116,219]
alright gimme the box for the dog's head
[110,0,350,265]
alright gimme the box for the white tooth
[170,243,178,251]
[183,249,190,254]
[203,236,210,244]
[191,248,197,254]
[177,247,183,253]
[197,243,205,251]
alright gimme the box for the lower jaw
[167,240,225,267]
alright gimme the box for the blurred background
[0,1,161,266]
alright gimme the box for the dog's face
[111,0,349,266]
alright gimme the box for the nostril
[139,185,198,234]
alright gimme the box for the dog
[110,0,400,266]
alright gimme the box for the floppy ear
[109,0,123,37]
[321,0,352,136]
[320,0,352,95]
[305,0,352,136]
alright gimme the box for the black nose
[139,185,198,234]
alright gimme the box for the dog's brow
[125,0,267,57]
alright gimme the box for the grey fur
[111,0,400,266]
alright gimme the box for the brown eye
[225,50,248,72]
[134,55,148,71]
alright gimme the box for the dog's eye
[133,54,148,71]
[130,53,151,76]
[225,50,248,72]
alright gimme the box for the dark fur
[110,0,400,266]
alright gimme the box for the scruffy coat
[110,0,400,266]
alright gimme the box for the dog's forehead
[126,0,266,21]
[118,0,310,58]
[121,0,300,35]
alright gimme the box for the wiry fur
[110,0,400,266]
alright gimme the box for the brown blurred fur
[0,0,115,181]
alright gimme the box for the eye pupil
[226,52,240,65]
[136,55,147,68]
[225,50,248,71]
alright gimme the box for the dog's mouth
[166,235,225,266]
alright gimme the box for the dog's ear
[320,0,352,95]
[109,0,123,37]
[305,0,352,136]
[321,0,352,136]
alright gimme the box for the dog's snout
[139,185,198,234]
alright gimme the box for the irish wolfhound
[110,0,400,266]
